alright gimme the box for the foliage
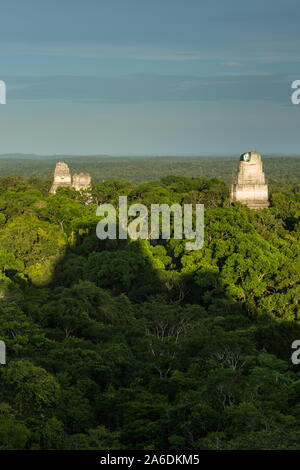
[0,172,299,450]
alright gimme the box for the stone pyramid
[230,151,269,209]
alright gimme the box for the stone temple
[50,162,91,194]
[50,162,72,194]
[73,173,91,191]
[230,151,269,209]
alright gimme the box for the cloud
[3,73,291,104]
[222,61,242,67]
[0,42,218,61]
[2,39,300,67]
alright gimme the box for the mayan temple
[50,162,72,194]
[230,151,269,209]
[50,162,91,194]
[72,173,91,191]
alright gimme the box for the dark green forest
[0,165,299,449]
[0,154,299,186]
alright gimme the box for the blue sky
[0,0,300,155]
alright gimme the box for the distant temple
[73,173,91,191]
[50,162,91,194]
[230,151,269,209]
[49,162,72,194]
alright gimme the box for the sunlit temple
[230,151,269,209]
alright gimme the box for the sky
[0,0,300,155]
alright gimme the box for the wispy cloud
[222,61,242,67]
[0,42,218,61]
[4,73,291,104]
